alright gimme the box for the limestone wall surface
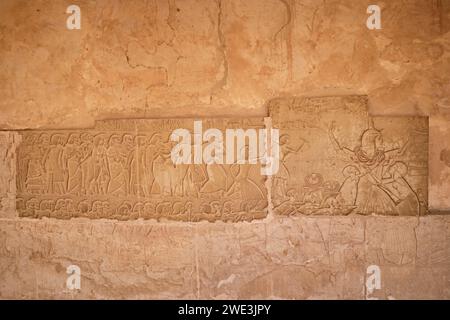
[0,0,449,299]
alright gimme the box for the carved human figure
[144,134,162,195]
[338,165,361,206]
[329,119,409,215]
[18,134,37,192]
[130,135,148,196]
[226,146,265,204]
[201,164,229,195]
[184,164,207,197]
[64,133,83,194]
[227,163,265,202]
[54,199,67,215]
[26,133,50,194]
[273,134,304,199]
[122,134,135,195]
[302,173,324,206]
[43,134,67,194]
[376,161,421,215]
[88,134,109,194]
[148,134,173,195]
[79,133,94,194]
[169,163,190,196]
[184,201,193,217]
[107,134,128,196]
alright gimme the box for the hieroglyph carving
[269,96,428,216]
[16,119,267,221]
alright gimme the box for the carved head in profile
[51,134,65,145]
[304,173,324,188]
[342,165,360,178]
[361,128,383,156]
[108,134,121,147]
[148,133,162,145]
[67,133,80,145]
[440,148,450,168]
[93,134,106,147]
[279,134,290,146]
[123,134,134,147]
[81,133,94,143]
[23,134,37,145]
[39,133,50,145]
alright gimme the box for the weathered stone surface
[1,94,447,299]
[0,0,449,300]
[0,216,448,299]
[269,96,428,216]
[365,216,450,299]
[430,114,450,211]
[0,132,18,218]
[0,0,449,130]
[16,118,267,222]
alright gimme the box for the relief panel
[16,118,267,221]
[269,96,428,216]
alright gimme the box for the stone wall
[0,0,449,299]
[0,216,449,299]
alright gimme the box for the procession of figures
[16,129,267,221]
[14,96,430,220]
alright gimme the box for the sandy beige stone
[269,96,428,216]
[0,132,19,218]
[0,0,449,300]
[0,216,448,299]
[430,114,450,211]
[0,0,449,130]
[15,118,267,222]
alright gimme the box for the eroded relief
[269,96,428,216]
[440,148,450,168]
[14,96,430,220]
[0,132,18,216]
[16,119,267,221]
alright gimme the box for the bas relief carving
[16,119,267,221]
[269,96,428,216]
[14,96,430,220]
[0,132,17,215]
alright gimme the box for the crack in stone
[273,0,292,41]
[273,0,293,84]
[212,0,229,93]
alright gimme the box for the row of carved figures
[17,132,266,201]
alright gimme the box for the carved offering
[16,118,268,221]
[269,96,428,216]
